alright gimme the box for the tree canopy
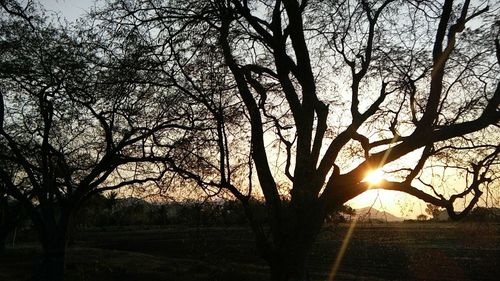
[89,1,499,279]
[1,0,498,280]
[0,3,196,280]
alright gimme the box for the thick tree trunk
[266,199,326,281]
[32,229,68,281]
[30,207,72,281]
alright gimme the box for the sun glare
[364,169,384,185]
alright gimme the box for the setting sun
[363,169,384,185]
[1,1,498,281]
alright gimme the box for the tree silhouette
[417,214,428,221]
[0,144,19,252]
[0,191,23,252]
[425,203,444,220]
[94,0,500,280]
[0,2,192,280]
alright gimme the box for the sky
[33,0,432,219]
[31,0,492,220]
[38,0,94,21]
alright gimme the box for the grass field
[1,222,498,281]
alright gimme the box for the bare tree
[95,0,499,280]
[0,3,195,280]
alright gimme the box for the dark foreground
[1,222,499,281]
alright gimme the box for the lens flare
[327,219,358,280]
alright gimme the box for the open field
[1,222,499,281]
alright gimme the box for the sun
[363,169,384,185]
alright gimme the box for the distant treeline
[462,207,500,222]
[74,195,357,228]
[75,195,267,227]
[75,196,500,228]
[403,206,500,223]
[4,195,498,236]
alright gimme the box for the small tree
[417,214,428,221]
[325,205,356,223]
[425,203,444,220]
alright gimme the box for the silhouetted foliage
[0,2,192,280]
[417,214,428,221]
[92,1,499,280]
[74,198,268,227]
[0,0,498,280]
[425,203,444,220]
[325,205,356,224]
[463,207,500,222]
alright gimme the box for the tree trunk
[266,200,326,281]
[0,219,15,253]
[0,229,7,253]
[30,207,72,281]
[32,228,68,281]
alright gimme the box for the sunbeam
[327,218,358,280]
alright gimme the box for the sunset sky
[34,0,431,219]
[34,0,495,220]
[2,2,498,281]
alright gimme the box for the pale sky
[38,0,94,21]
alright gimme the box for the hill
[354,207,403,222]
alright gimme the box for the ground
[0,222,498,281]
